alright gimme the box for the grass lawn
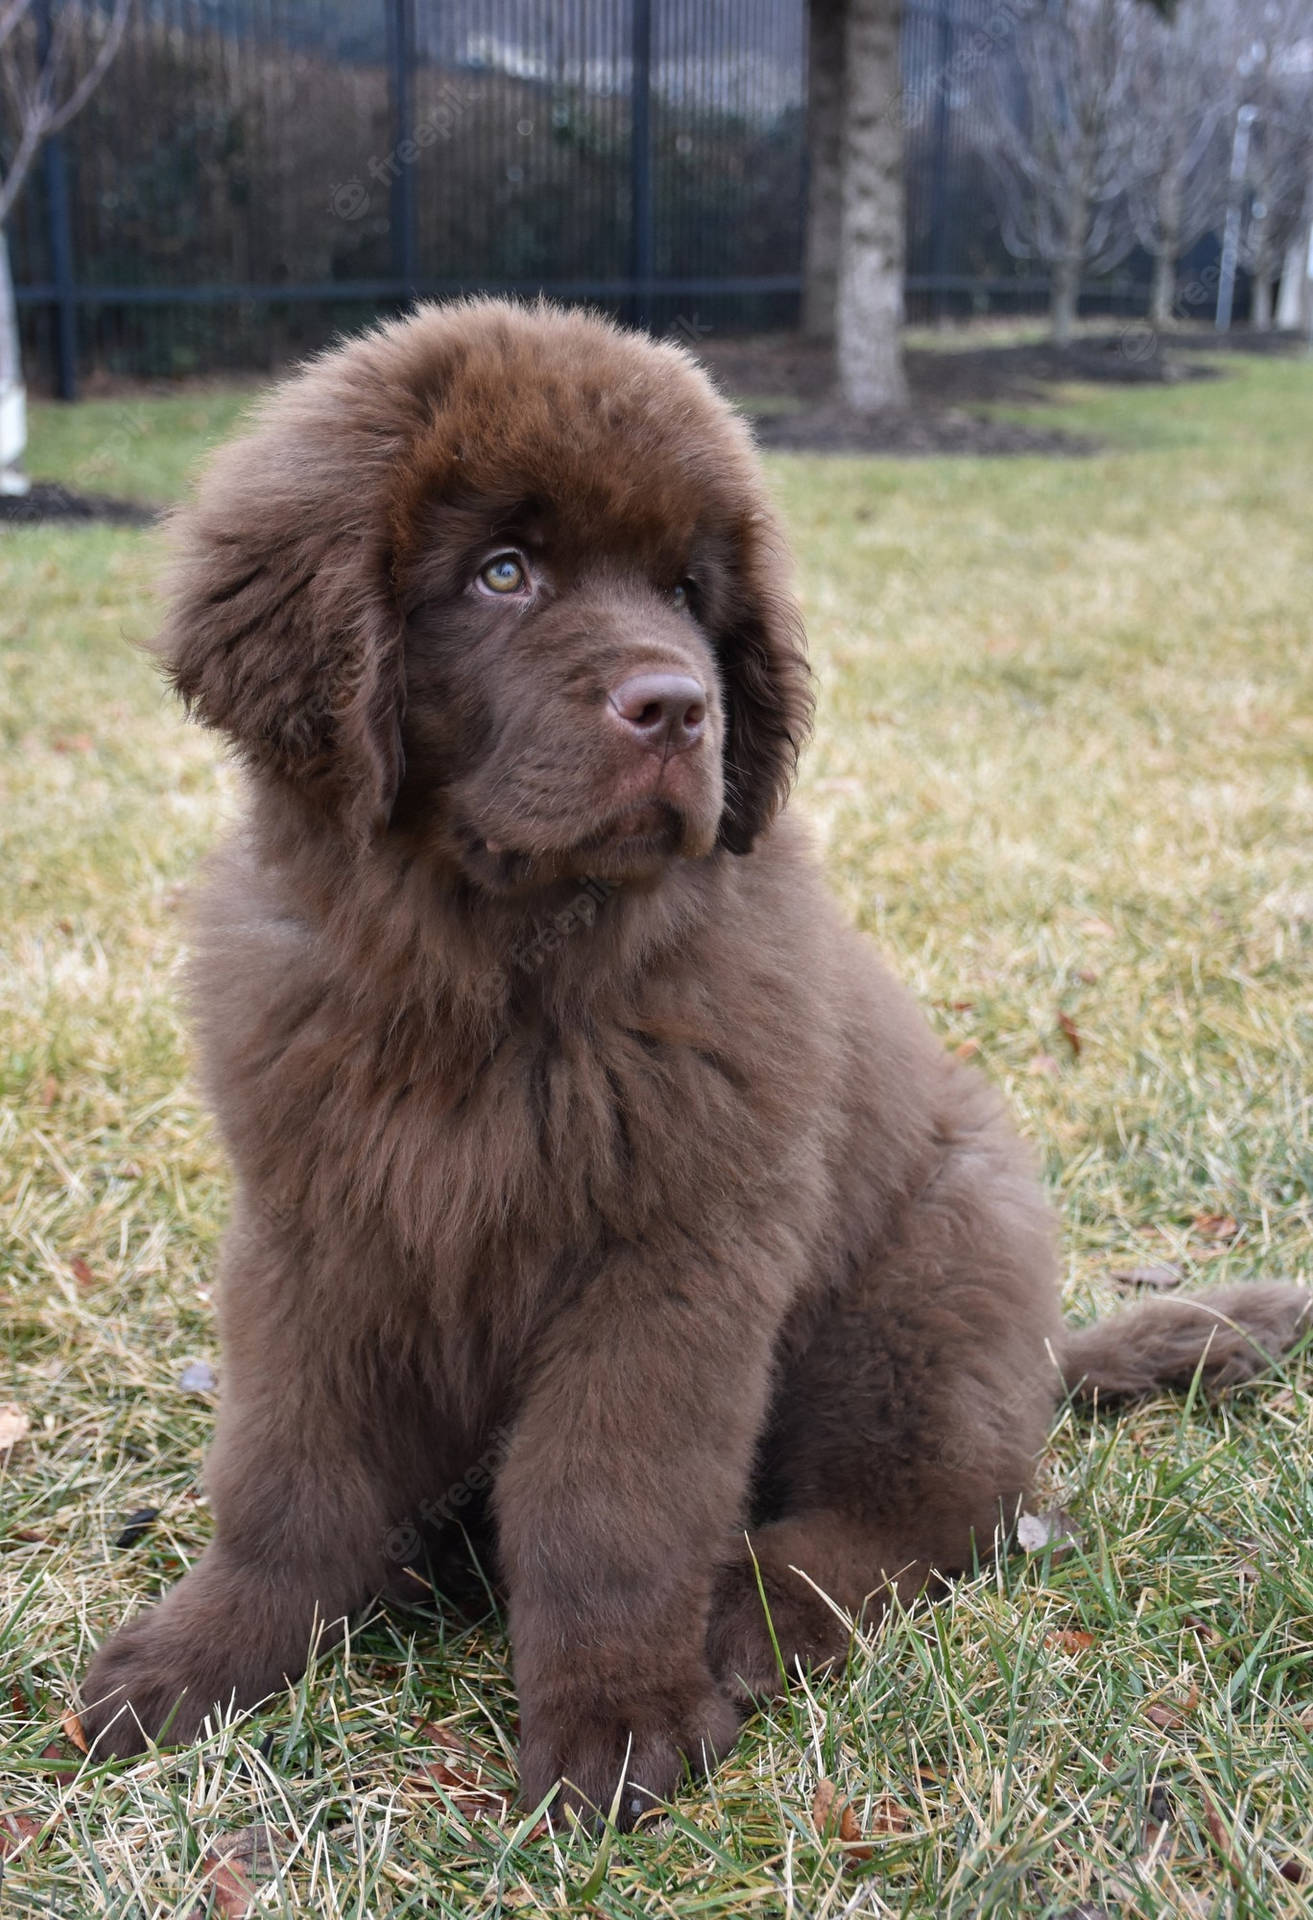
[2,344,1311,1917]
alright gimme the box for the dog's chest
[397,1012,766,1259]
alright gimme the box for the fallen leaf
[405,1759,510,1820]
[1201,1795,1242,1884]
[1057,1010,1081,1057]
[1045,1629,1097,1652]
[113,1508,159,1550]
[38,1075,59,1108]
[868,1793,909,1835]
[192,1825,281,1920]
[1110,1263,1182,1291]
[953,1039,980,1060]
[1027,1052,1061,1079]
[1016,1509,1082,1554]
[405,1723,513,1823]
[39,1740,79,1786]
[61,1708,88,1754]
[0,1405,30,1451]
[1193,1213,1239,1241]
[1143,1682,1199,1730]
[179,1360,217,1393]
[0,1813,42,1857]
[1146,1783,1174,1825]
[70,1257,94,1288]
[810,1778,876,1862]
[1184,1614,1222,1647]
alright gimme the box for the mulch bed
[0,483,158,528]
[697,326,1304,457]
[752,402,1093,457]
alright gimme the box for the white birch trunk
[0,228,29,497]
[836,0,908,410]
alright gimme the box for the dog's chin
[459,795,716,896]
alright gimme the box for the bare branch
[0,0,133,223]
[0,81,46,224]
[47,0,132,136]
[0,0,33,56]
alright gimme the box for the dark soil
[752,402,1093,457]
[696,325,1304,457]
[0,483,158,528]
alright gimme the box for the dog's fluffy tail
[1059,1283,1311,1403]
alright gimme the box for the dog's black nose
[609,672,706,753]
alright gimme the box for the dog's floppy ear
[717,509,814,855]
[157,409,405,840]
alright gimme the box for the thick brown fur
[80,299,1310,1823]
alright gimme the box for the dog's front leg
[79,1209,435,1756]
[496,1239,788,1829]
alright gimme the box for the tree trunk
[1050,163,1088,348]
[1250,263,1273,331]
[802,0,845,341]
[836,0,908,411]
[1275,229,1310,331]
[1250,216,1272,331]
[1149,251,1175,328]
[1149,168,1182,329]
[0,227,30,497]
[1050,254,1081,347]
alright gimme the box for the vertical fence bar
[35,0,77,398]
[631,0,654,329]
[928,0,954,321]
[387,0,418,295]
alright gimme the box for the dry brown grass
[2,346,1311,1916]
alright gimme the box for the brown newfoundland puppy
[82,299,1308,1821]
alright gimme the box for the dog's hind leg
[708,1116,1062,1701]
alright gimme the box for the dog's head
[161,299,812,890]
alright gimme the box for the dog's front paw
[80,1609,220,1757]
[519,1678,742,1830]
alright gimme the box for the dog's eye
[671,579,694,612]
[477,553,528,596]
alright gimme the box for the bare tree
[1,0,131,493]
[1123,0,1232,327]
[975,0,1139,346]
[1231,1,1313,329]
[802,0,844,341]
[836,0,908,407]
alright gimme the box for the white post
[0,227,30,497]
[1216,104,1256,333]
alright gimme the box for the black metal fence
[8,0,1151,394]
